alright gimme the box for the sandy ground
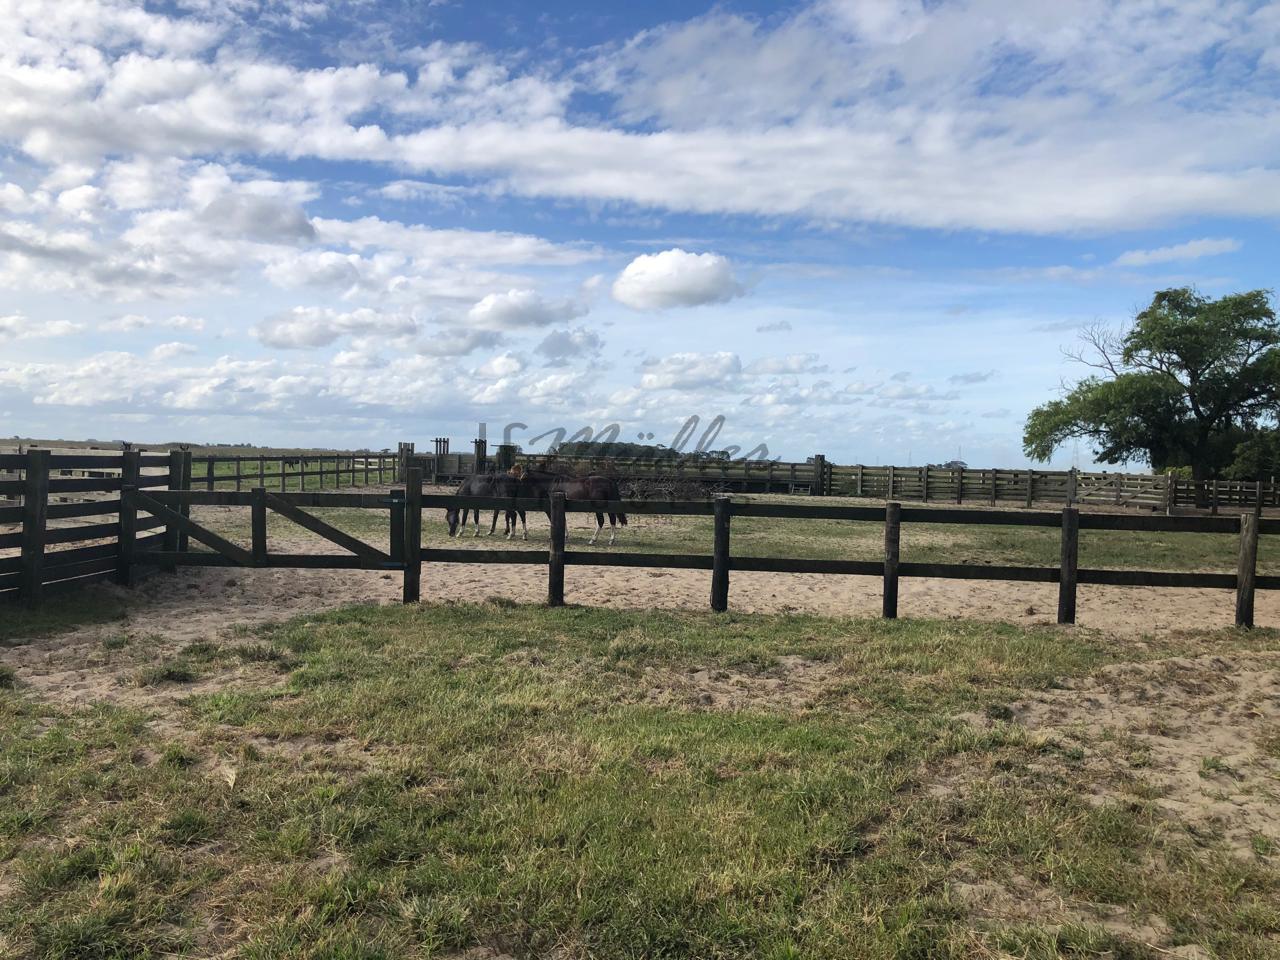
[6,510,1277,717]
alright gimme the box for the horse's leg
[519,511,528,541]
[489,510,500,536]
[589,511,603,545]
[472,508,482,537]
[608,513,617,546]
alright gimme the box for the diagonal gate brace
[263,492,391,565]
[129,489,253,566]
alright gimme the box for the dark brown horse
[445,473,526,539]
[520,469,627,545]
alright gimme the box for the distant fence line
[398,440,1274,514]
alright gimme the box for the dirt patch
[966,652,1280,858]
[644,654,845,711]
[949,870,1206,955]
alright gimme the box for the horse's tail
[618,513,627,526]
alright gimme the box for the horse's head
[445,507,460,537]
[508,464,525,479]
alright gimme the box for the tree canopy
[1023,288,1280,480]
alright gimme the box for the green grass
[1,603,1278,958]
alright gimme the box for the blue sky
[1,0,1278,466]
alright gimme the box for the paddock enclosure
[4,451,1272,628]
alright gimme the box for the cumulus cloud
[0,313,81,339]
[253,306,417,348]
[476,352,524,378]
[101,313,206,333]
[744,353,828,375]
[466,289,587,330]
[535,327,604,366]
[639,351,742,389]
[612,249,746,310]
[1113,237,1242,266]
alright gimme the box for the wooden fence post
[404,468,422,603]
[548,491,566,606]
[1025,470,1035,508]
[956,468,964,504]
[1255,480,1264,519]
[1163,471,1174,516]
[990,469,997,506]
[811,455,826,496]
[163,450,184,573]
[886,464,895,502]
[389,489,405,567]
[1211,478,1219,515]
[19,449,49,606]
[1066,468,1078,507]
[117,450,140,587]
[856,464,864,497]
[205,457,214,491]
[922,465,930,504]
[883,501,901,619]
[251,487,267,566]
[710,495,731,612]
[179,450,192,555]
[1236,512,1258,629]
[1057,506,1079,625]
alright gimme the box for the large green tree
[1023,288,1280,483]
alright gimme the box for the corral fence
[190,452,395,492]
[9,461,1266,629]
[399,440,1276,514]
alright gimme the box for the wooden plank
[1078,568,1236,589]
[252,487,268,566]
[137,551,393,570]
[1237,513,1258,628]
[19,449,49,605]
[425,548,549,565]
[46,477,122,494]
[47,499,122,520]
[163,450,183,572]
[731,502,881,521]
[0,505,23,524]
[41,554,119,582]
[178,451,192,554]
[404,468,422,603]
[263,492,391,564]
[130,489,252,565]
[899,562,1059,583]
[883,501,900,619]
[710,496,731,612]
[1058,507,1079,624]
[900,507,1061,527]
[0,555,21,573]
[117,452,139,586]
[548,492,566,606]
[43,541,119,567]
[1080,513,1238,534]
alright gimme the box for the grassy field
[196,457,393,493]
[196,493,1280,575]
[2,601,1278,958]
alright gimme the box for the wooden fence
[0,449,184,603]
[403,440,1275,513]
[73,468,1273,628]
[191,453,394,492]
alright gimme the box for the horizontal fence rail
[22,465,1261,628]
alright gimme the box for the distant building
[935,459,968,469]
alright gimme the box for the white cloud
[744,353,828,375]
[101,313,206,332]
[466,289,587,330]
[253,306,418,348]
[476,352,524,378]
[0,313,81,339]
[1113,237,1242,266]
[612,249,745,310]
[639,351,742,389]
[536,327,603,366]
